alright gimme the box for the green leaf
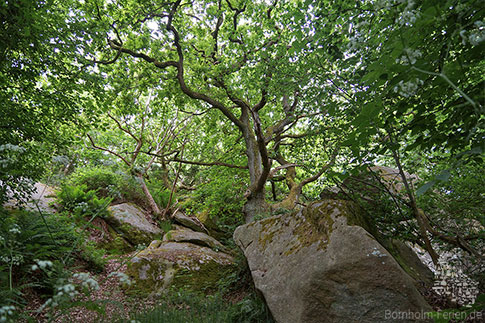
[416,180,437,196]
[435,169,451,182]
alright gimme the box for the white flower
[8,224,21,234]
[395,0,420,26]
[468,30,485,46]
[55,283,79,298]
[393,78,424,97]
[32,259,53,270]
[459,20,484,46]
[108,271,133,286]
[1,254,24,266]
[73,272,100,290]
[0,305,16,322]
[396,48,422,65]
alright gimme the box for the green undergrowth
[0,207,108,320]
[119,289,274,323]
[67,166,146,206]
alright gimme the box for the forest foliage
[0,0,484,321]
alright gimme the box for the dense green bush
[57,183,112,221]
[80,241,107,273]
[0,206,114,321]
[67,166,146,204]
[182,168,246,233]
[338,172,418,243]
[418,161,485,240]
[68,166,123,198]
[146,179,173,209]
[418,161,485,291]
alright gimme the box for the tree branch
[300,145,340,187]
[171,158,248,169]
[269,163,301,178]
[87,133,131,167]
[108,40,178,69]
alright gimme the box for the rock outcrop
[195,210,226,240]
[163,226,227,252]
[4,182,57,213]
[126,240,235,295]
[234,200,432,323]
[172,210,206,233]
[105,203,162,245]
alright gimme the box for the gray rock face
[127,241,235,294]
[234,200,432,323]
[4,182,57,213]
[162,227,226,251]
[106,203,161,245]
[172,210,206,233]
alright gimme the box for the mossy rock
[105,203,162,245]
[234,199,432,323]
[195,210,226,240]
[163,227,228,252]
[98,224,133,254]
[245,200,367,256]
[126,241,235,295]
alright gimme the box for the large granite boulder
[234,200,432,323]
[105,203,162,245]
[126,241,235,295]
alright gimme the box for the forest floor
[23,254,144,322]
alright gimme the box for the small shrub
[158,219,173,233]
[68,167,123,199]
[67,166,146,204]
[181,169,246,236]
[146,179,173,209]
[80,241,107,273]
[57,184,112,220]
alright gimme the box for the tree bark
[137,173,162,218]
[241,111,271,222]
[243,190,269,222]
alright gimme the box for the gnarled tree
[80,0,343,222]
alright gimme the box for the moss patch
[255,200,375,257]
[283,202,335,256]
[171,259,236,293]
[258,216,284,249]
[99,225,133,254]
[126,242,235,296]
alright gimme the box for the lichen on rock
[234,199,432,323]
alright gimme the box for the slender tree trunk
[160,160,172,190]
[389,143,440,266]
[137,173,161,218]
